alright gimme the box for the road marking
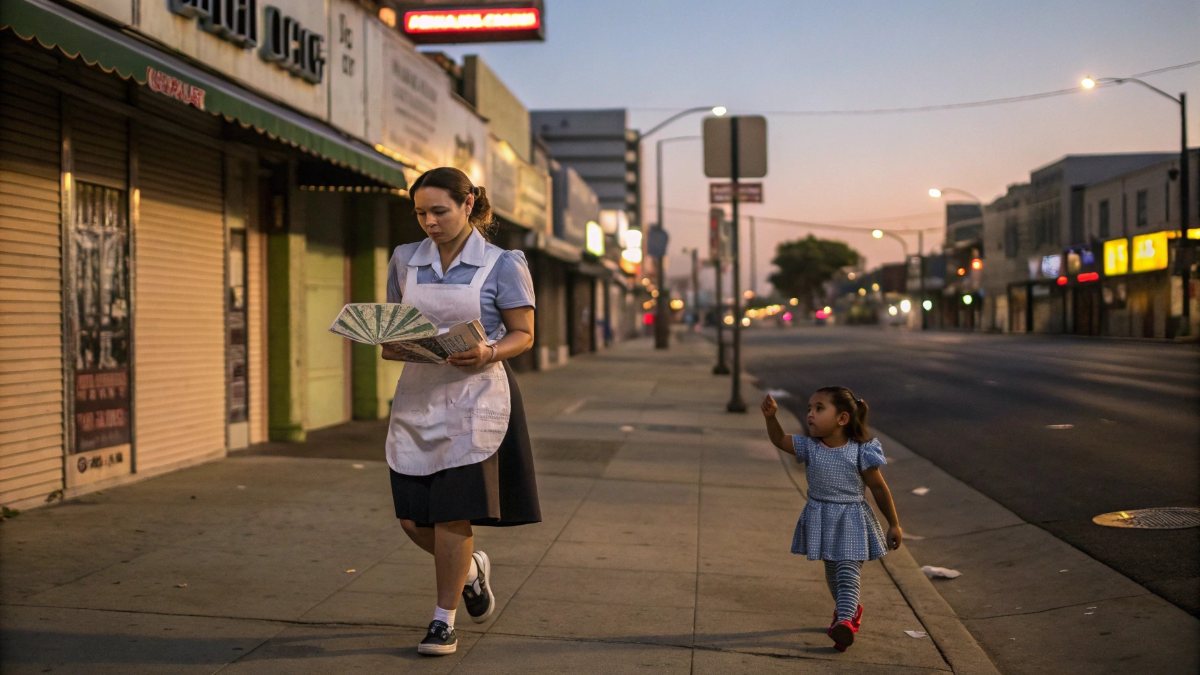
[1045,424,1074,430]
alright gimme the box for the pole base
[712,364,730,375]
[726,397,746,413]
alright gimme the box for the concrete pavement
[4,331,1135,673]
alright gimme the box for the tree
[768,236,860,310]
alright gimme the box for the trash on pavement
[619,425,635,432]
[764,388,790,398]
[905,630,929,638]
[911,487,930,496]
[921,565,962,579]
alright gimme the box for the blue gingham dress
[791,436,889,561]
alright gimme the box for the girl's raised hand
[761,394,778,418]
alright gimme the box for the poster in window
[70,183,131,485]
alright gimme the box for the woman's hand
[381,342,405,361]
[887,524,903,550]
[446,341,494,370]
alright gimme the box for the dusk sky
[437,0,1200,294]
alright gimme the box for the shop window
[1135,190,1148,228]
[1098,200,1110,238]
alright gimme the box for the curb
[881,546,1000,675]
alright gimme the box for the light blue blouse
[386,231,536,340]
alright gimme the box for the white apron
[385,245,511,476]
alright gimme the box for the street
[741,324,1200,616]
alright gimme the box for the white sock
[466,556,479,584]
[433,605,455,628]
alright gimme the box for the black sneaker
[417,620,456,656]
[462,550,495,623]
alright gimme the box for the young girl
[761,388,902,652]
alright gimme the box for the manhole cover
[1092,507,1200,529]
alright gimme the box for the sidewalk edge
[879,517,1000,675]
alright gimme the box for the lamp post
[929,188,984,331]
[641,106,726,349]
[928,187,982,202]
[681,246,701,332]
[1082,75,1191,335]
[653,134,702,347]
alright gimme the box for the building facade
[0,0,566,511]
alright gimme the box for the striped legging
[823,560,863,622]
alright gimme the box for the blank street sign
[703,115,767,178]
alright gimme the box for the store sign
[146,66,207,109]
[586,221,605,256]
[400,2,545,44]
[168,1,326,83]
[144,1,328,117]
[1131,232,1169,273]
[488,137,520,220]
[1103,238,1129,276]
[515,163,550,233]
[327,0,366,137]
[169,0,258,47]
[370,25,487,180]
[557,167,598,247]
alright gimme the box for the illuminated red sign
[406,8,539,33]
[1077,272,1100,283]
[399,3,545,44]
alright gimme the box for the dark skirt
[389,362,541,527]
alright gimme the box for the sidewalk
[1,336,997,674]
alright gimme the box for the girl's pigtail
[851,397,870,442]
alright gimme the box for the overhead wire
[631,59,1200,117]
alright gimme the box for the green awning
[1,0,408,189]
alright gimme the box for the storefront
[0,0,408,509]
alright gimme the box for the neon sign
[405,8,539,32]
[400,3,545,44]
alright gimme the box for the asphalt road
[739,324,1200,616]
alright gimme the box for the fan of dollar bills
[328,303,437,345]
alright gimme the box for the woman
[382,167,540,656]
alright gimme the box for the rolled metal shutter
[0,49,64,509]
[134,126,225,472]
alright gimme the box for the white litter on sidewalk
[905,630,929,639]
[911,486,930,496]
[764,389,790,398]
[921,565,962,579]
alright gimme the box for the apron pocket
[471,409,509,448]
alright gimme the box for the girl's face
[806,392,849,440]
[414,186,474,246]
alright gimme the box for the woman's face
[414,186,474,246]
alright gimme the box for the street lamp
[640,106,726,349]
[928,186,982,202]
[871,228,910,258]
[1082,75,1191,336]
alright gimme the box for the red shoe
[829,605,863,637]
[830,619,858,652]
